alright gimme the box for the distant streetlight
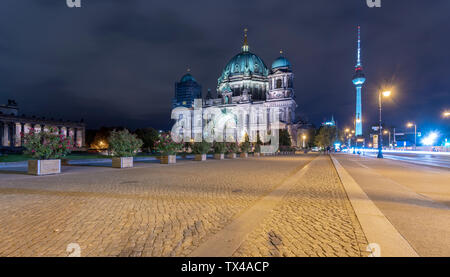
[377,91,391,158]
[302,135,307,148]
[383,130,391,148]
[406,122,417,150]
[443,111,450,118]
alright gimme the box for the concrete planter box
[214,153,224,160]
[226,153,236,159]
[28,159,61,175]
[161,155,176,164]
[239,153,248,158]
[112,157,133,168]
[253,152,260,157]
[194,154,207,161]
[61,158,70,165]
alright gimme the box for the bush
[213,142,226,154]
[254,143,261,153]
[23,127,74,160]
[279,145,296,152]
[240,141,251,153]
[154,132,182,155]
[192,141,211,154]
[135,127,158,152]
[108,129,143,157]
[226,142,239,154]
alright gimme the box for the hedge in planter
[155,133,182,164]
[239,141,251,158]
[213,142,226,160]
[108,129,143,168]
[192,141,211,161]
[23,127,74,175]
[226,142,239,159]
[253,143,261,157]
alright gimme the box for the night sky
[0,0,449,134]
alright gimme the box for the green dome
[180,73,196,83]
[271,56,291,69]
[218,51,268,83]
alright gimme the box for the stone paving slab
[0,155,313,257]
[233,155,369,257]
[189,156,315,257]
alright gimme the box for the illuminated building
[173,69,202,109]
[173,30,299,145]
[0,99,85,152]
[352,26,366,137]
[322,115,336,127]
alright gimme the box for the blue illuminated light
[421,131,439,146]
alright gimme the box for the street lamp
[406,122,417,150]
[383,130,391,148]
[377,90,391,158]
[302,135,307,149]
[443,111,450,118]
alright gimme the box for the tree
[279,129,292,147]
[108,129,143,157]
[314,126,338,148]
[134,127,159,153]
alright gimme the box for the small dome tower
[267,50,294,100]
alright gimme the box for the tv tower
[352,26,366,137]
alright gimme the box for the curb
[330,155,419,257]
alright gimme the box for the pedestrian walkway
[0,154,369,257]
[333,154,450,256]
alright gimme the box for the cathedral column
[81,127,85,147]
[15,122,22,147]
[34,124,41,133]
[3,122,9,147]
[75,128,83,148]
[60,126,67,137]
[68,128,75,140]
[24,123,32,135]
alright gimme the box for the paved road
[334,154,450,257]
[0,154,368,257]
[360,151,450,169]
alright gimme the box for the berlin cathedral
[172,30,302,146]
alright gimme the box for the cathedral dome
[271,55,291,70]
[218,51,268,83]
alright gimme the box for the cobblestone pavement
[0,154,368,257]
[234,156,369,257]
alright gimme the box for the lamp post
[302,135,307,149]
[384,130,391,148]
[406,122,417,150]
[377,91,391,158]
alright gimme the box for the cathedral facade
[172,31,299,146]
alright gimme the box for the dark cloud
[0,0,449,132]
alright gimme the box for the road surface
[354,150,450,169]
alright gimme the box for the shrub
[279,145,295,152]
[23,127,74,160]
[134,127,158,152]
[213,142,226,154]
[154,132,182,155]
[192,141,211,154]
[226,142,239,154]
[254,143,261,153]
[240,141,251,153]
[108,129,143,157]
